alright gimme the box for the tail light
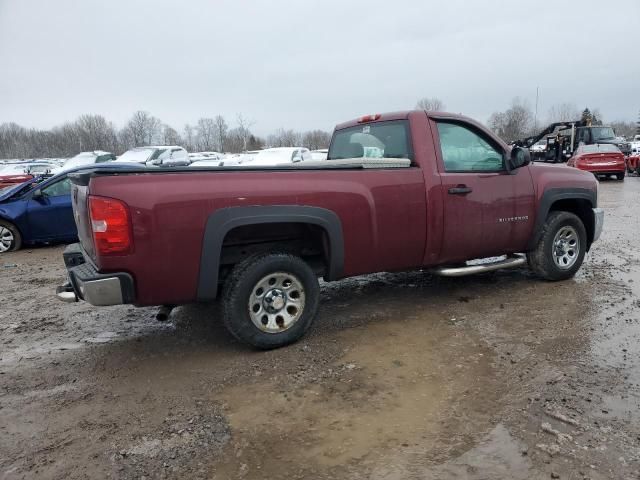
[88,195,132,255]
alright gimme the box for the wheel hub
[552,226,580,270]
[248,272,306,333]
[0,226,14,253]
[263,288,286,313]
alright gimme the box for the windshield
[148,148,168,161]
[328,120,411,160]
[578,144,621,154]
[29,165,52,174]
[64,152,97,168]
[0,164,27,174]
[591,127,615,141]
[117,148,155,162]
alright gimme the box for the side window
[42,178,72,197]
[436,122,504,172]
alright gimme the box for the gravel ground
[1,177,639,479]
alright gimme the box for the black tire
[616,172,625,181]
[0,219,22,253]
[636,166,640,176]
[527,211,587,281]
[222,253,320,349]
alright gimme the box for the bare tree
[302,130,331,150]
[162,124,182,145]
[214,115,228,152]
[74,114,119,152]
[196,117,217,151]
[236,114,255,151]
[224,127,245,153]
[120,111,161,148]
[416,97,445,111]
[609,121,636,139]
[546,103,579,123]
[183,124,196,152]
[487,97,534,143]
[267,128,302,147]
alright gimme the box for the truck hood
[594,138,631,153]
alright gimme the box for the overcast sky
[1,0,638,135]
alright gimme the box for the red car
[567,144,626,180]
[626,144,640,174]
[57,110,603,349]
[0,163,53,189]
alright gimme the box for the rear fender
[196,205,344,301]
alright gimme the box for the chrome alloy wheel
[552,226,580,269]
[0,226,14,253]
[248,272,306,333]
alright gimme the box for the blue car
[0,163,144,253]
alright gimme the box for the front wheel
[222,253,320,349]
[616,172,625,181]
[0,220,22,253]
[527,211,587,281]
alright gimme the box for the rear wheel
[0,220,21,253]
[616,172,625,181]
[222,253,320,349]
[527,211,587,281]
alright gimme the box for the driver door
[26,177,75,241]
[433,120,535,263]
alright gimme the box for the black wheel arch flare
[196,205,344,301]
[528,187,597,251]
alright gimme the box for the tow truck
[515,120,631,163]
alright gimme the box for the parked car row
[0,144,331,253]
[0,161,58,188]
[0,163,144,253]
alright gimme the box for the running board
[431,254,527,277]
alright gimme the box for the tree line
[416,97,639,143]
[2,100,638,159]
[0,111,332,159]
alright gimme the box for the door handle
[448,186,472,195]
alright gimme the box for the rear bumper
[593,208,604,242]
[55,243,135,306]
[578,165,626,173]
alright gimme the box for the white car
[189,159,224,168]
[311,149,328,161]
[116,146,189,166]
[53,151,116,173]
[529,140,547,153]
[188,151,223,162]
[245,147,312,166]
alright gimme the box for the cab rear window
[327,121,412,160]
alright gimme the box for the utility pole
[534,86,539,132]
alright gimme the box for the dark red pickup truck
[57,110,603,348]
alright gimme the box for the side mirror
[509,146,531,170]
[32,189,44,199]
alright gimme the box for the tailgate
[71,183,96,260]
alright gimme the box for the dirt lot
[1,178,640,479]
